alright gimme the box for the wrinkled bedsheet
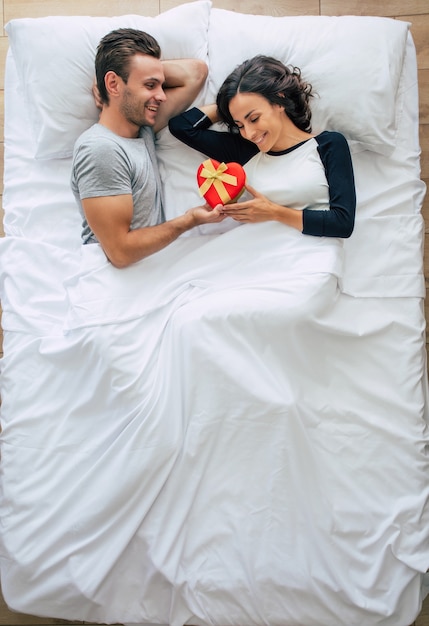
[1,223,428,625]
[0,6,429,626]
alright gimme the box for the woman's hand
[221,184,278,223]
[222,184,304,231]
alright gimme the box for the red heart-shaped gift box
[197,159,246,208]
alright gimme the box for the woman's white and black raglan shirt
[169,107,356,238]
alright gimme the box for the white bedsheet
[0,7,428,626]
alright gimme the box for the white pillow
[206,11,409,156]
[5,1,211,160]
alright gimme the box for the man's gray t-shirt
[71,123,163,244]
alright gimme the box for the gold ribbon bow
[198,160,238,205]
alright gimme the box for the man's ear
[104,71,122,98]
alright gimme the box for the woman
[168,55,356,238]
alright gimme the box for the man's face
[119,53,166,128]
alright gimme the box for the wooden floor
[0,594,427,626]
[0,0,428,625]
[0,588,428,625]
[417,595,429,626]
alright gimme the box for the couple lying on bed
[71,27,356,271]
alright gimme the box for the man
[71,28,224,268]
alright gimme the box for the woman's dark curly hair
[216,55,314,133]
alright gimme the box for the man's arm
[92,59,207,130]
[153,58,208,133]
[82,194,224,268]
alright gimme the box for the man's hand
[92,79,103,111]
[186,203,226,226]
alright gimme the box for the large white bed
[0,2,428,625]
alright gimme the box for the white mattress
[0,5,428,626]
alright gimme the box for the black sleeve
[302,132,356,238]
[168,107,258,165]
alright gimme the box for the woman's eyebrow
[234,109,256,123]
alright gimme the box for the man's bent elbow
[104,248,135,269]
[191,59,208,86]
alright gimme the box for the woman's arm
[196,103,220,123]
[223,132,356,238]
[169,106,258,165]
[302,132,356,238]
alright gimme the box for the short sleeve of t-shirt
[72,134,133,200]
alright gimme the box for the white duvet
[0,4,428,626]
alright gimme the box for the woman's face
[228,92,287,152]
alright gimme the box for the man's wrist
[173,210,197,233]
